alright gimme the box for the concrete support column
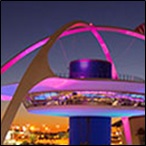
[122,117,132,145]
[69,116,111,145]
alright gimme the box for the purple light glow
[96,26,145,40]
[1,38,49,74]
[1,77,145,101]
[1,83,18,101]
[90,27,118,79]
[29,78,145,94]
[27,105,145,117]
[80,60,89,69]
[1,95,12,101]
[1,24,145,78]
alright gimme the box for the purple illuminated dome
[1,21,145,145]
[69,59,111,78]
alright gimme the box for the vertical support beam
[122,117,132,145]
[69,116,111,145]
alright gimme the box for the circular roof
[1,77,145,101]
[29,77,145,94]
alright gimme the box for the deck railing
[56,73,145,82]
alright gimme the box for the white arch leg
[90,27,118,79]
[122,117,132,145]
[1,20,89,145]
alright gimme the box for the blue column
[69,116,111,145]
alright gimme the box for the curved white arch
[1,21,145,144]
[90,26,118,79]
[1,25,145,78]
[1,20,89,144]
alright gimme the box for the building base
[69,116,111,145]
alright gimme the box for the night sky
[1,1,145,128]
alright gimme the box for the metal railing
[56,73,145,82]
[118,74,145,82]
